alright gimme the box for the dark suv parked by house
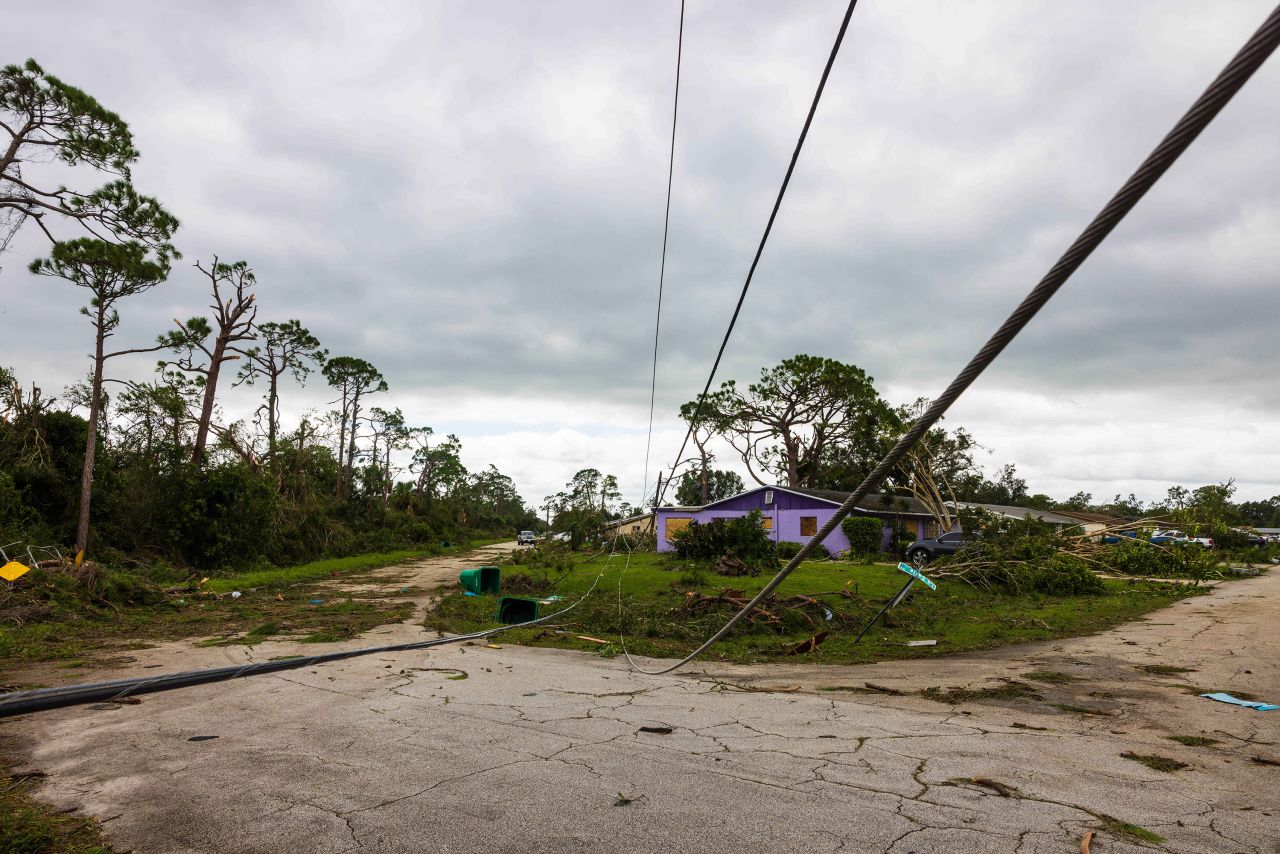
[904,531,971,565]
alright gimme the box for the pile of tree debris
[932,514,1218,594]
[678,586,860,633]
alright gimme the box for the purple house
[654,486,938,555]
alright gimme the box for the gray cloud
[3,0,1278,503]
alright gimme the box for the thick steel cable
[655,0,860,506]
[640,0,686,509]
[629,3,1280,675]
[0,559,612,718]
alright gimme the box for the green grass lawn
[0,770,113,854]
[0,537,504,678]
[204,538,506,592]
[424,552,1206,665]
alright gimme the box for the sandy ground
[329,541,518,622]
[2,546,1278,853]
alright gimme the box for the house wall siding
[655,486,935,555]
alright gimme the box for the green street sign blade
[896,562,937,590]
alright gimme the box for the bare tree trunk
[383,441,392,508]
[76,310,106,556]
[334,395,348,496]
[786,438,800,487]
[192,340,226,465]
[267,369,280,451]
[344,391,362,499]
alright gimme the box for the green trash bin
[459,566,501,595]
[497,596,539,625]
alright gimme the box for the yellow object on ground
[0,560,30,582]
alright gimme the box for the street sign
[0,561,30,582]
[896,561,937,590]
[855,562,938,643]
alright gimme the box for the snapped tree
[157,258,259,466]
[890,398,980,535]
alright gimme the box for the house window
[761,517,773,530]
[665,517,691,542]
[764,489,774,505]
[800,516,817,537]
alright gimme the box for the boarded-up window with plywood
[665,517,691,542]
[800,516,817,537]
[761,516,773,530]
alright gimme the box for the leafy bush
[148,464,279,571]
[670,510,777,569]
[0,471,50,545]
[768,540,829,560]
[774,539,831,561]
[776,541,801,560]
[1230,545,1274,566]
[841,516,883,559]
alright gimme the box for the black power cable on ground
[654,0,861,507]
[0,564,612,719]
[629,3,1280,676]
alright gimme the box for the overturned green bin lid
[459,566,501,595]
[497,596,539,625]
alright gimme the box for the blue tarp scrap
[1200,692,1279,712]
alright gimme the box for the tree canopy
[691,354,893,489]
[1,59,177,250]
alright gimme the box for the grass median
[423,551,1205,665]
[0,538,505,679]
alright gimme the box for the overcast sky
[4,1,1278,508]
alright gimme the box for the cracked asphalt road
[2,552,1278,853]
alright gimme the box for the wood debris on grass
[785,631,829,656]
[679,588,854,632]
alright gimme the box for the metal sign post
[853,562,937,644]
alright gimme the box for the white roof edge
[668,484,932,516]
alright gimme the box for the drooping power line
[630,3,1280,675]
[654,0,862,507]
[641,0,686,509]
